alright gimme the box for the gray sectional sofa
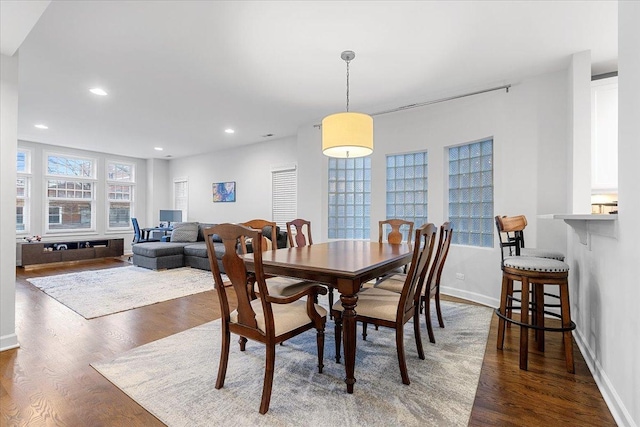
[131,222,287,272]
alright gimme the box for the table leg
[340,292,358,393]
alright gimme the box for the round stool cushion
[520,248,565,261]
[504,256,569,272]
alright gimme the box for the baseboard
[0,333,19,352]
[573,328,637,427]
[440,286,498,308]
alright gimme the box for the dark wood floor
[2,258,616,426]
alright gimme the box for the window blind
[272,167,297,229]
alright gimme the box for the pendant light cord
[345,58,350,112]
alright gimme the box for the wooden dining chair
[332,223,437,385]
[286,218,313,247]
[241,219,316,298]
[379,219,414,245]
[375,222,453,344]
[203,223,327,414]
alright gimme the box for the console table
[18,238,124,267]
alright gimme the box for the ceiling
[14,1,617,160]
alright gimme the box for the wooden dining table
[243,240,413,393]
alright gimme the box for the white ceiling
[14,1,617,160]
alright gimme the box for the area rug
[26,266,223,319]
[92,301,493,426]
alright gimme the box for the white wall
[145,158,171,225]
[0,52,20,351]
[565,3,639,426]
[169,136,297,224]
[296,71,569,307]
[15,140,149,257]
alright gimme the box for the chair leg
[317,328,325,373]
[362,322,368,341]
[535,283,545,352]
[519,277,530,370]
[216,324,231,389]
[435,289,445,328]
[238,336,247,351]
[413,309,425,360]
[560,283,575,373]
[328,288,334,319]
[506,278,514,329]
[334,315,342,364]
[425,296,436,344]
[259,344,276,414]
[497,274,510,350]
[396,325,410,385]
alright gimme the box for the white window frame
[45,152,97,233]
[16,148,32,234]
[271,165,297,229]
[106,160,135,231]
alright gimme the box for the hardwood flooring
[2,259,616,426]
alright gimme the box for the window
[386,151,428,240]
[328,157,371,239]
[448,138,493,247]
[107,161,135,229]
[174,178,188,221]
[17,150,31,233]
[272,166,297,229]
[46,154,96,232]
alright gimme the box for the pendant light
[322,51,373,158]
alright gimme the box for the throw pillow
[171,222,199,242]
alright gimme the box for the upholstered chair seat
[503,257,569,273]
[332,288,400,322]
[231,298,327,337]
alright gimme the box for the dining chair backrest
[241,219,277,253]
[424,222,453,299]
[204,223,270,333]
[379,219,414,244]
[398,223,437,318]
[286,219,313,247]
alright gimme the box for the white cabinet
[591,76,618,193]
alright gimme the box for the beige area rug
[92,301,493,426]
[26,266,223,319]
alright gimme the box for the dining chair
[286,218,335,317]
[241,219,316,298]
[131,217,160,244]
[203,223,327,414]
[332,223,437,385]
[375,222,453,344]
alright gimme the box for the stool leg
[506,278,514,329]
[497,273,510,350]
[535,283,545,352]
[560,283,575,373]
[519,277,530,370]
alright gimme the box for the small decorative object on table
[23,235,42,243]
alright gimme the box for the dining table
[243,240,413,393]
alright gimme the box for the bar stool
[495,215,565,330]
[496,256,575,372]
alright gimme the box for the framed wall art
[212,181,236,202]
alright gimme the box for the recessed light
[154,147,163,151]
[89,88,108,96]
[35,124,49,129]
[224,128,235,134]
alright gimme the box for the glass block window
[106,161,135,229]
[448,138,493,247]
[386,151,428,241]
[328,157,371,239]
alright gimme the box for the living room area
[2,2,639,426]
